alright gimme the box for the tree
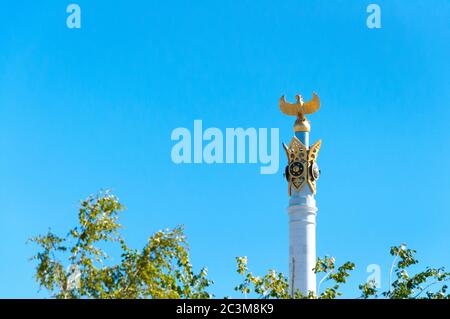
[358,245,450,299]
[234,255,354,299]
[30,191,450,299]
[29,191,212,299]
[234,246,450,299]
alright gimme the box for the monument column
[279,93,322,296]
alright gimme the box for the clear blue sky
[0,0,449,298]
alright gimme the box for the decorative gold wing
[279,95,299,116]
[307,140,322,194]
[283,136,308,196]
[302,92,320,115]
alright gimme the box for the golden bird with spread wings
[279,92,320,116]
[279,92,320,132]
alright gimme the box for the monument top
[279,92,320,132]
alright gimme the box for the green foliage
[358,280,378,299]
[314,256,355,299]
[29,191,212,299]
[234,255,354,299]
[235,246,450,299]
[358,244,450,299]
[234,256,291,299]
[30,191,450,299]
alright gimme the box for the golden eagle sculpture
[279,92,320,132]
[279,92,320,116]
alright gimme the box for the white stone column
[288,130,317,296]
[288,187,317,296]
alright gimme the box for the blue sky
[0,0,449,298]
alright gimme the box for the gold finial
[293,113,310,132]
[279,92,320,132]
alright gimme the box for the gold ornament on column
[279,92,320,133]
[280,92,322,195]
